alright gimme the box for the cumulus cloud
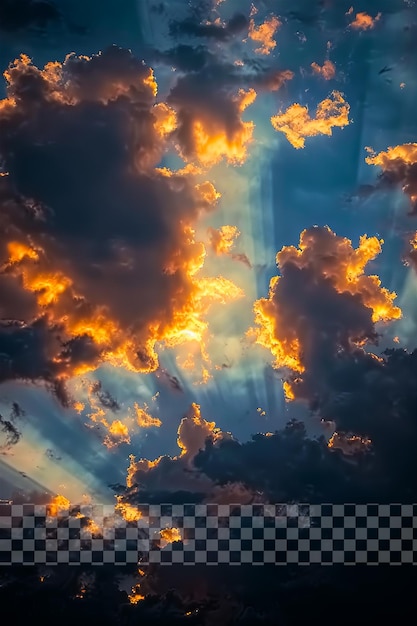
[0,46,244,398]
[114,403,261,507]
[365,143,417,214]
[271,91,350,149]
[167,72,257,167]
[249,226,401,403]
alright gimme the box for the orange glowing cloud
[134,403,162,428]
[160,527,182,544]
[114,496,142,522]
[249,226,401,401]
[248,16,281,55]
[47,494,71,516]
[365,143,417,213]
[0,47,245,394]
[208,225,240,255]
[103,420,130,449]
[349,11,381,30]
[125,403,229,494]
[365,143,417,168]
[176,88,257,168]
[311,60,336,80]
[128,586,145,605]
[271,91,350,149]
[81,382,130,448]
[208,225,251,268]
[328,432,372,456]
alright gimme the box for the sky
[2,0,417,621]
[0,0,417,508]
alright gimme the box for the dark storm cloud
[0,45,224,399]
[169,12,248,41]
[199,347,417,502]
[116,342,417,510]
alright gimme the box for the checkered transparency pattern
[0,503,416,565]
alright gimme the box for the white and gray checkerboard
[1,503,416,565]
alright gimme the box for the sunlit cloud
[311,60,336,80]
[0,47,245,400]
[348,9,381,30]
[248,15,281,55]
[270,91,350,149]
[249,226,401,401]
[365,143,417,213]
[328,432,372,456]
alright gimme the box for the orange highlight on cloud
[271,91,350,149]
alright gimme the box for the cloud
[116,403,261,506]
[249,226,401,403]
[0,403,23,448]
[167,71,257,167]
[271,91,351,149]
[208,225,251,267]
[348,10,381,30]
[253,68,294,92]
[133,403,162,428]
[365,143,417,215]
[159,527,182,545]
[169,13,248,41]
[248,15,281,55]
[150,44,213,73]
[89,380,120,412]
[327,431,371,456]
[0,46,244,398]
[311,60,336,80]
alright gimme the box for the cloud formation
[0,402,24,449]
[365,143,417,214]
[271,91,350,149]
[0,46,244,398]
[167,74,257,167]
[311,60,336,80]
[249,226,401,402]
[208,225,251,267]
[348,10,381,30]
[248,15,281,55]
